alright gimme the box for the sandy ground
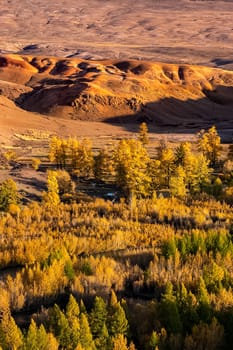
[0,0,233,69]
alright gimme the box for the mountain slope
[0,54,233,134]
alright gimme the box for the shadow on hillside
[16,82,88,114]
[15,82,233,142]
[103,85,233,142]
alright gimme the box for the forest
[0,125,232,350]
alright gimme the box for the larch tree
[49,136,94,176]
[37,324,52,350]
[112,334,129,350]
[68,137,80,171]
[187,154,211,193]
[158,147,175,188]
[31,157,41,171]
[174,142,192,167]
[49,136,67,168]
[138,122,149,146]
[109,290,118,310]
[75,345,85,350]
[128,342,137,350]
[148,158,161,191]
[148,331,159,350]
[42,170,60,206]
[94,147,115,182]
[0,313,23,350]
[66,295,81,348]
[177,284,198,333]
[55,169,75,197]
[184,318,225,350]
[157,138,168,160]
[25,321,52,350]
[74,139,94,178]
[46,333,59,350]
[0,178,20,212]
[170,165,187,198]
[79,300,87,315]
[197,126,221,166]
[197,277,211,323]
[114,139,151,198]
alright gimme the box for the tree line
[45,125,232,203]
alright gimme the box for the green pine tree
[108,302,129,337]
[37,324,51,350]
[66,295,80,320]
[197,277,212,323]
[89,297,107,339]
[79,313,96,350]
[24,319,38,350]
[89,296,108,339]
[159,282,182,334]
[94,323,111,350]
[177,284,198,333]
[48,304,71,348]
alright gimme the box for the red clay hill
[0,54,233,141]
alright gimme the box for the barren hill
[0,54,233,135]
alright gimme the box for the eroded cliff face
[0,54,233,129]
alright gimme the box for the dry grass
[14,129,52,141]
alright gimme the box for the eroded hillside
[0,54,233,135]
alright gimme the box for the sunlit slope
[0,54,233,128]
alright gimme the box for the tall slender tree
[79,313,96,350]
[89,296,108,339]
[114,139,151,198]
[138,122,149,146]
[197,126,221,166]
